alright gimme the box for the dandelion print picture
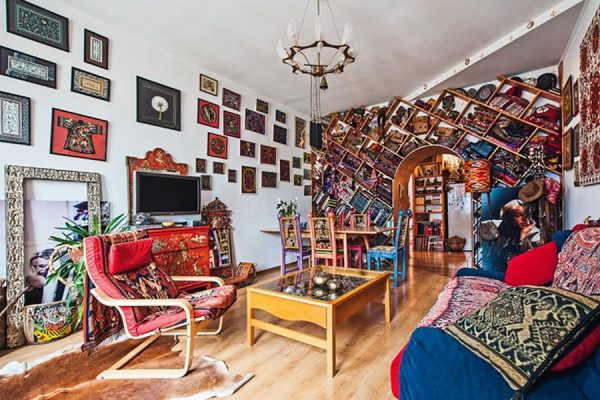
[136,76,181,131]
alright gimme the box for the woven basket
[447,236,467,252]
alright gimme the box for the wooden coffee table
[246,266,391,377]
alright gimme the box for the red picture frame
[198,99,220,128]
[241,166,256,194]
[207,132,228,159]
[50,108,108,161]
[223,110,241,138]
[260,144,277,165]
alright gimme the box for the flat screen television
[135,172,201,215]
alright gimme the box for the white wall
[0,0,311,276]
[561,0,600,227]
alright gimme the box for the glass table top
[255,267,373,302]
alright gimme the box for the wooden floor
[0,251,470,400]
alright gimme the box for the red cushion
[108,238,153,275]
[390,344,407,399]
[504,242,558,286]
[551,322,600,371]
[572,224,587,232]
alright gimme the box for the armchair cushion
[552,227,600,295]
[131,285,237,336]
[111,261,180,325]
[108,238,154,275]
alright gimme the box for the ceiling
[58,0,583,115]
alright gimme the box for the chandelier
[277,0,358,149]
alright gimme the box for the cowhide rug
[0,337,253,399]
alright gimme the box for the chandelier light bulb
[341,22,353,44]
[349,39,361,58]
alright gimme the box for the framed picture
[275,110,286,124]
[197,99,220,128]
[84,29,109,69]
[241,166,257,194]
[295,117,307,148]
[195,158,207,173]
[573,79,580,117]
[245,108,265,134]
[256,99,269,114]
[273,125,288,145]
[71,67,110,101]
[303,168,311,180]
[574,160,581,187]
[50,108,108,161]
[213,161,225,174]
[573,123,580,157]
[228,169,237,183]
[136,76,181,131]
[6,0,69,51]
[222,88,241,111]
[562,75,573,126]
[0,91,30,145]
[293,174,303,186]
[563,128,573,170]
[207,132,228,159]
[0,47,56,88]
[201,175,212,190]
[303,152,311,164]
[304,185,312,196]
[419,162,439,176]
[280,160,290,182]
[223,111,241,138]
[262,171,277,188]
[260,144,277,165]
[240,140,256,157]
[292,156,301,169]
[199,74,218,96]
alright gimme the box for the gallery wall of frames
[0,0,312,275]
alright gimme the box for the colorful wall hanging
[241,166,257,194]
[295,117,307,148]
[256,99,269,114]
[84,29,109,69]
[198,99,220,128]
[464,159,491,193]
[0,46,57,88]
[276,110,287,124]
[6,0,69,51]
[280,159,291,182]
[50,108,108,161]
[260,144,277,165]
[245,109,265,134]
[240,140,256,157]
[207,132,228,159]
[222,88,241,111]
[273,125,288,145]
[223,111,241,138]
[579,6,600,186]
[199,74,218,96]
[261,171,277,188]
[71,67,110,101]
[0,91,30,145]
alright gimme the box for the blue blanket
[400,327,600,400]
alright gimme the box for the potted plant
[276,197,298,217]
[45,213,127,326]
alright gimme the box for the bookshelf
[412,160,446,251]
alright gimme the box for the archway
[392,145,463,218]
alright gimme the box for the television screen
[135,172,201,215]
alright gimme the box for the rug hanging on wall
[579,5,600,186]
[0,338,253,399]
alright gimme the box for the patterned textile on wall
[552,227,600,295]
[445,286,600,392]
[579,6,600,185]
[418,276,509,329]
[464,159,491,193]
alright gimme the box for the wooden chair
[278,213,311,274]
[367,209,412,286]
[350,213,371,230]
[346,212,372,269]
[83,231,237,379]
[308,212,344,267]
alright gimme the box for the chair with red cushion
[83,231,237,379]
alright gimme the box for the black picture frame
[84,29,109,69]
[199,74,218,96]
[273,124,288,145]
[6,0,69,51]
[0,46,56,88]
[275,109,286,124]
[71,67,110,101]
[136,76,181,131]
[0,91,31,145]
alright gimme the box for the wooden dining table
[260,226,395,269]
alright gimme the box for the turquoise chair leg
[376,257,381,272]
[402,249,407,282]
[367,254,372,270]
[393,256,399,287]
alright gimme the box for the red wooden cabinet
[147,226,210,288]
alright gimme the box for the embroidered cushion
[108,238,153,275]
[504,242,558,286]
[418,276,509,329]
[131,284,237,336]
[110,261,180,324]
[444,286,600,394]
[552,227,600,295]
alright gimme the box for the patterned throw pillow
[444,286,600,395]
[552,227,600,295]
